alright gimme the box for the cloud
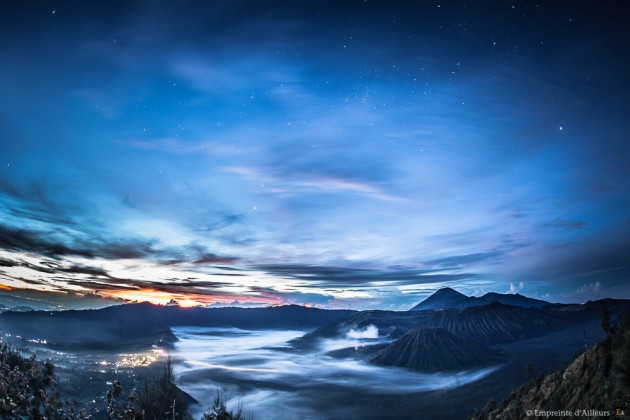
[0,223,153,260]
[61,265,112,277]
[508,282,525,294]
[576,281,601,294]
[225,166,403,202]
[162,253,240,266]
[59,276,237,295]
[0,221,238,268]
[83,290,104,299]
[426,252,503,268]
[131,137,256,157]
[205,300,268,308]
[0,224,92,259]
[254,264,478,288]
[540,219,587,232]
[0,258,14,267]
[347,324,379,339]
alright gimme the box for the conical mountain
[410,287,470,311]
[371,327,502,372]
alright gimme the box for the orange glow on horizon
[100,288,276,308]
[100,289,203,307]
[0,284,12,291]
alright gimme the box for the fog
[346,324,379,339]
[172,327,498,419]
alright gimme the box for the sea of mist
[172,327,497,419]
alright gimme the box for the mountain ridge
[410,287,549,311]
[0,302,356,350]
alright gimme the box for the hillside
[470,310,630,419]
[295,301,594,351]
[425,302,571,343]
[371,327,503,372]
[0,339,62,418]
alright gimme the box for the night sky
[1,1,629,310]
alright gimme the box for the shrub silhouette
[201,390,252,420]
[106,356,192,419]
[0,338,85,418]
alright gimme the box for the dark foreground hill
[470,309,630,419]
[371,327,503,372]
[0,303,355,350]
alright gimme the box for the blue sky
[1,1,629,309]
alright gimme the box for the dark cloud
[522,228,630,301]
[57,275,237,296]
[0,223,238,268]
[60,265,112,277]
[0,222,163,261]
[0,180,78,227]
[254,264,478,288]
[249,286,334,306]
[0,224,93,259]
[0,258,15,267]
[5,276,49,287]
[206,300,267,308]
[540,219,587,232]
[0,258,112,278]
[59,279,139,291]
[162,253,240,266]
[142,279,236,294]
[193,254,239,265]
[425,252,504,269]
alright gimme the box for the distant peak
[410,287,470,311]
[425,288,469,302]
[432,287,466,297]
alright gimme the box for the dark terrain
[0,289,628,419]
[0,303,355,350]
[471,309,630,419]
[371,327,503,372]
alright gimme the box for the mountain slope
[371,327,502,372]
[294,301,601,351]
[470,310,630,419]
[424,302,570,343]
